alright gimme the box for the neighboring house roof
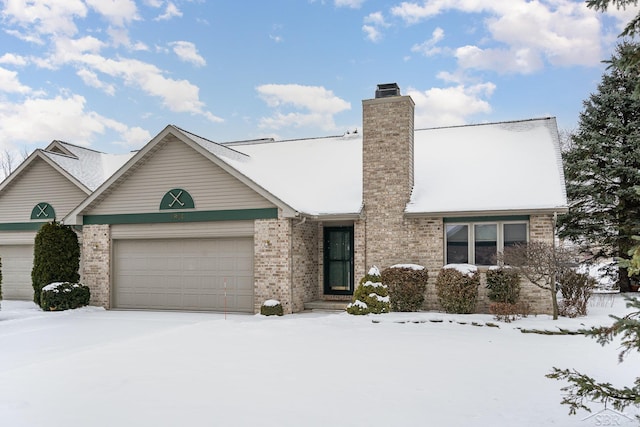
[0,141,134,197]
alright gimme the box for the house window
[445,221,528,265]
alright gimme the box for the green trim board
[0,222,47,231]
[444,215,530,223]
[83,208,278,225]
[160,189,195,210]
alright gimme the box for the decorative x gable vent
[160,189,195,210]
[31,202,55,220]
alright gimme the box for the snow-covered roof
[41,142,134,191]
[222,133,362,216]
[408,117,567,214]
[209,117,566,217]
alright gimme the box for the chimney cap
[375,83,400,98]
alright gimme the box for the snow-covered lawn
[0,294,637,427]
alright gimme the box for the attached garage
[112,237,254,312]
[0,244,34,300]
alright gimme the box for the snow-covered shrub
[40,282,90,312]
[381,264,428,312]
[346,266,390,315]
[32,221,80,306]
[435,264,480,314]
[260,299,284,316]
[557,270,596,318]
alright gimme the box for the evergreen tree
[558,42,640,291]
[547,297,640,418]
[31,221,80,306]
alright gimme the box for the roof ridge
[172,125,249,158]
[52,140,106,154]
[415,116,555,132]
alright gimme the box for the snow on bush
[381,264,428,312]
[260,299,284,316]
[40,282,90,312]
[436,266,480,314]
[347,267,390,315]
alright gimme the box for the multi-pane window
[445,222,528,265]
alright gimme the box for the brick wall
[290,219,318,312]
[82,224,111,308]
[254,217,293,314]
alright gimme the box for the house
[62,83,568,314]
[0,141,133,300]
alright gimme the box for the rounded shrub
[435,264,480,314]
[381,264,428,312]
[32,221,80,307]
[486,267,521,304]
[558,269,596,318]
[261,299,284,316]
[40,282,90,311]
[346,266,390,315]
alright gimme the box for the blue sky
[0,0,637,158]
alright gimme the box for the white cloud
[85,0,139,27]
[144,0,163,7]
[407,82,495,127]
[0,67,31,94]
[335,0,365,8]
[363,12,389,42]
[107,27,149,50]
[0,53,28,66]
[114,126,152,148]
[257,84,351,131]
[455,45,544,74]
[391,0,607,71]
[155,2,182,21]
[411,27,445,56]
[77,68,116,95]
[33,37,220,122]
[170,41,206,67]
[2,0,88,37]
[0,94,139,146]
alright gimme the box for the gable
[84,134,275,216]
[0,158,88,223]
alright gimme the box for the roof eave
[404,206,569,218]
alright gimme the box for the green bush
[32,221,80,306]
[261,300,284,316]
[435,265,480,314]
[347,266,390,315]
[381,265,428,312]
[486,267,521,304]
[558,270,596,318]
[40,282,90,311]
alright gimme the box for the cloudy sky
[0,0,637,157]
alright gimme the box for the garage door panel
[114,238,254,312]
[0,245,34,300]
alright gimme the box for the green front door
[323,226,354,295]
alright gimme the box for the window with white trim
[445,221,528,265]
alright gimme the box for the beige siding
[0,159,87,223]
[111,221,254,239]
[88,136,274,215]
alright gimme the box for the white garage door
[113,238,254,312]
[0,245,34,300]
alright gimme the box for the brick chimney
[362,83,415,268]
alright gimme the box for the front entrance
[323,226,354,295]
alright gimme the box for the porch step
[304,300,349,311]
